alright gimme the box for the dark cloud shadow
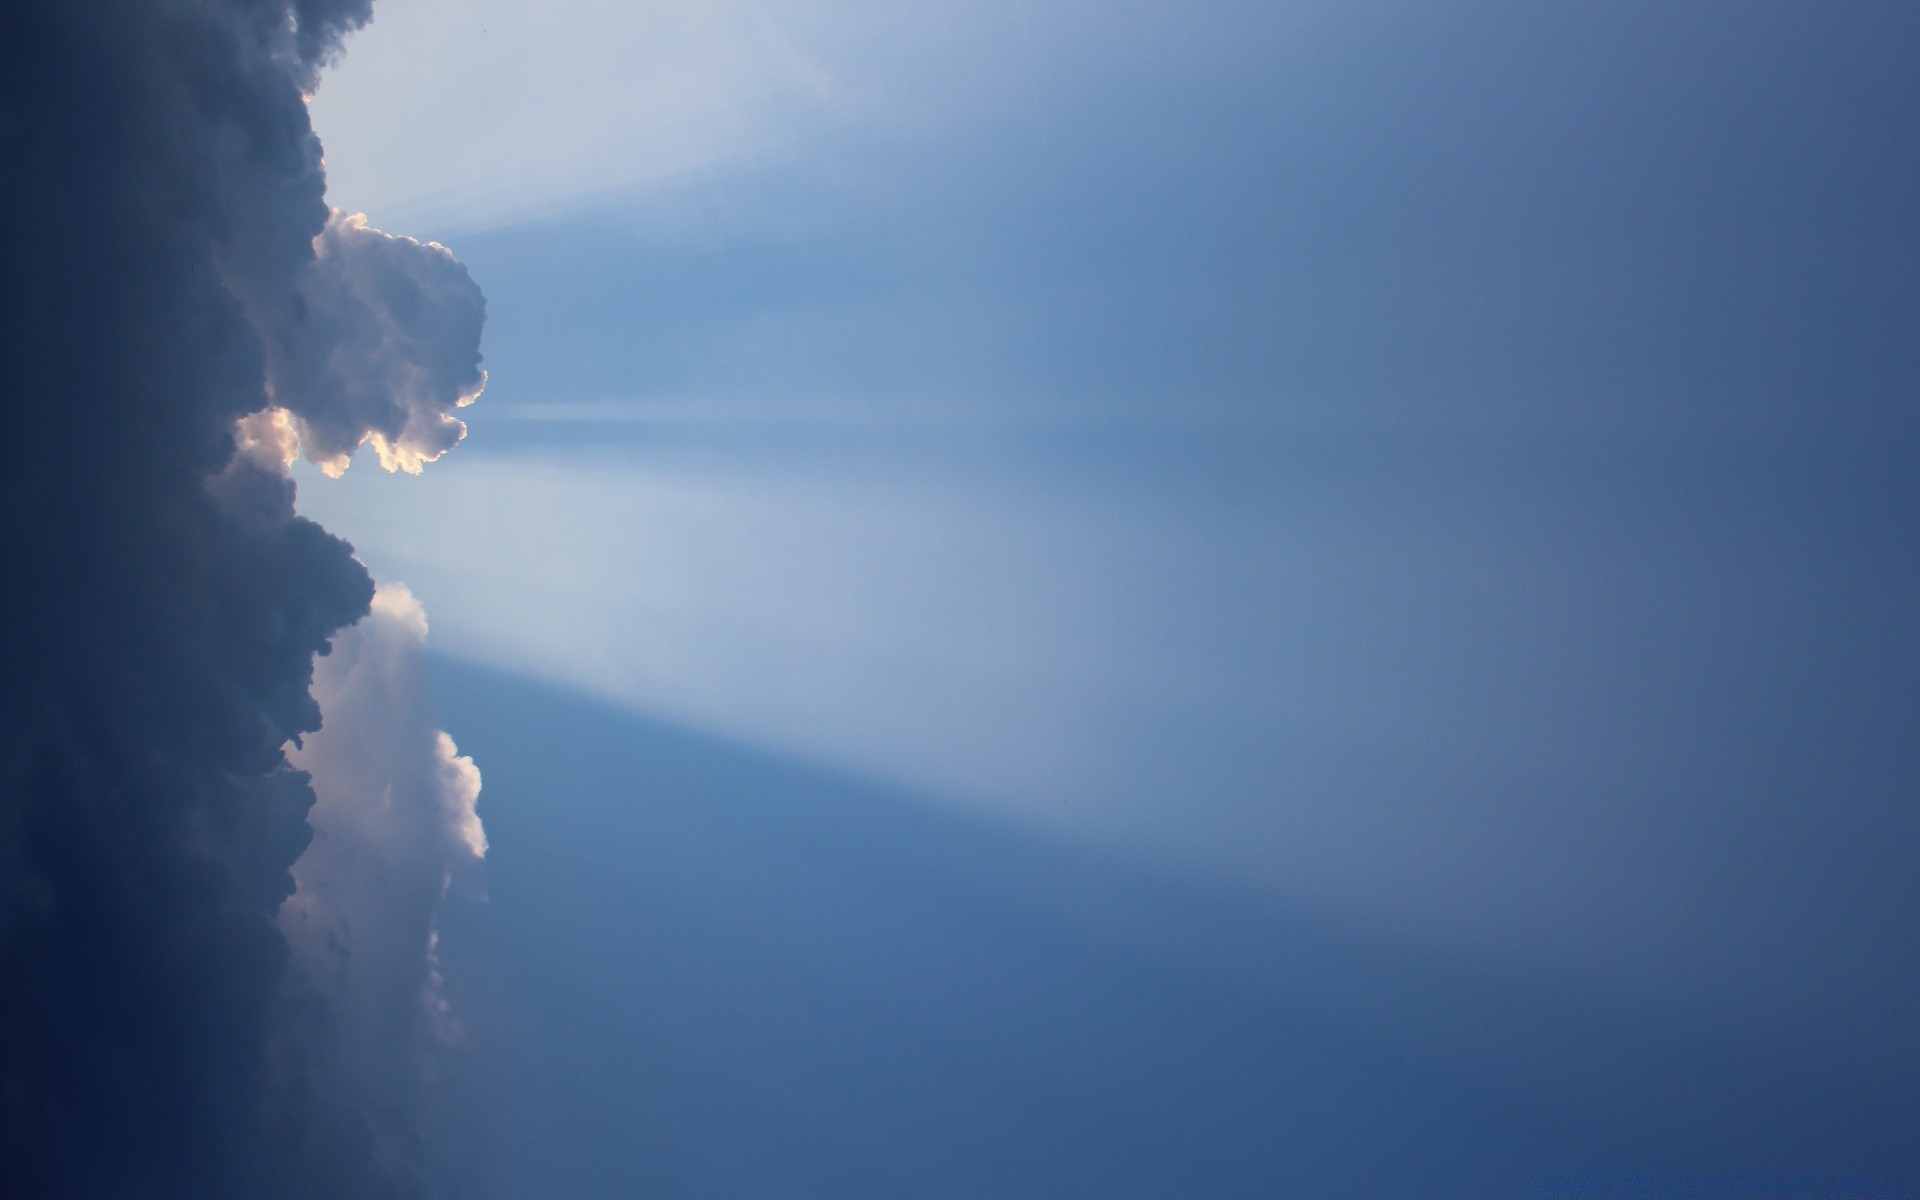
[424,657,1916,1200]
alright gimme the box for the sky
[3,2,1918,1198]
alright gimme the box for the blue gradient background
[304,3,1919,1194]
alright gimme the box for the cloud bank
[0,2,484,1196]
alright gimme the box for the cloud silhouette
[0,2,484,1196]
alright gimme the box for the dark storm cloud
[0,2,482,1196]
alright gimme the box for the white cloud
[263,212,488,475]
[282,582,485,1089]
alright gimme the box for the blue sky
[298,3,1919,1194]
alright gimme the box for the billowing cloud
[0,1,485,1196]
[267,212,488,476]
[281,584,485,1176]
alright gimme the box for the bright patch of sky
[314,0,1217,235]
[303,0,1920,1046]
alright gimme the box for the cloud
[267,212,488,476]
[0,2,483,1196]
[281,584,485,1173]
